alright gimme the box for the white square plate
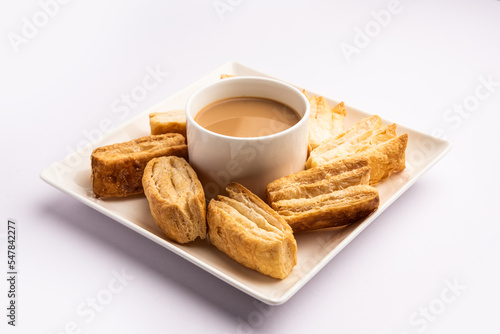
[40,62,451,305]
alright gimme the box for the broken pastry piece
[304,91,346,151]
[91,133,188,197]
[267,157,379,233]
[207,183,297,279]
[142,156,206,244]
[149,110,186,137]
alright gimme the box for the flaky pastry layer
[91,133,187,197]
[207,183,297,279]
[149,110,186,137]
[267,157,379,232]
[142,156,206,244]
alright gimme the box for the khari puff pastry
[304,91,346,151]
[267,158,379,232]
[149,110,186,137]
[306,115,408,185]
[207,183,297,279]
[142,156,206,244]
[91,133,187,197]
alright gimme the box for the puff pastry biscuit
[305,91,346,151]
[270,185,379,233]
[207,183,297,279]
[307,113,408,185]
[267,157,379,232]
[266,157,371,203]
[308,123,397,166]
[91,133,187,197]
[149,110,186,137]
[352,134,408,185]
[142,156,206,244]
[306,115,383,168]
[308,133,408,185]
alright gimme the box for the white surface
[1,0,499,333]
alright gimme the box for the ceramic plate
[40,62,451,305]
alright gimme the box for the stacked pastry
[306,115,408,185]
[266,157,379,233]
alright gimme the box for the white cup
[185,76,310,200]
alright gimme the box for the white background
[1,0,500,333]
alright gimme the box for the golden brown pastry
[306,112,408,184]
[91,133,187,197]
[308,123,397,167]
[308,132,408,185]
[142,156,206,244]
[266,157,371,203]
[149,110,186,136]
[305,91,346,151]
[207,183,297,279]
[331,101,347,139]
[270,185,379,233]
[306,115,383,168]
[266,157,378,233]
[351,134,408,185]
